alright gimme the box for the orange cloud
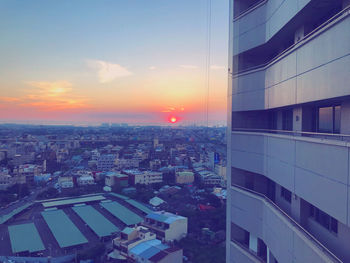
[0,96,21,103]
[20,81,90,111]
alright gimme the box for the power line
[205,0,212,128]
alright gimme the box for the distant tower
[153,138,159,148]
[43,159,47,172]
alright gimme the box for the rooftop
[129,239,169,259]
[0,203,32,224]
[125,199,153,215]
[121,227,135,235]
[72,205,119,238]
[146,211,186,224]
[42,195,105,208]
[101,201,143,226]
[8,223,45,253]
[41,209,88,248]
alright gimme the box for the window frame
[309,204,338,234]
[317,105,341,134]
[280,186,292,203]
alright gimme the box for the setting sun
[169,116,178,123]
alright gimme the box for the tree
[78,243,106,262]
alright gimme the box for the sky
[0,0,229,126]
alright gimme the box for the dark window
[334,105,341,133]
[269,111,278,130]
[282,109,293,131]
[331,218,338,233]
[231,222,249,247]
[257,239,267,260]
[280,187,292,203]
[318,105,341,134]
[309,204,338,234]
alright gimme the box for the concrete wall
[231,131,350,226]
[157,249,183,263]
[307,219,350,263]
[166,218,188,241]
[229,242,263,263]
[230,186,339,263]
[232,14,350,112]
[341,101,350,134]
[233,0,311,55]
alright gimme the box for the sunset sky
[0,0,228,126]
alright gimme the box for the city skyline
[0,0,229,126]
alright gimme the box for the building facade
[227,0,350,262]
[175,171,194,184]
[97,154,117,171]
[125,170,163,185]
[143,211,188,242]
[110,226,183,263]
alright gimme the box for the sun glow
[169,116,178,123]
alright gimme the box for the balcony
[231,129,350,227]
[231,6,350,111]
[229,184,342,262]
[233,0,313,55]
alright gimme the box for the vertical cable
[205,0,212,128]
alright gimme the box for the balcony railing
[232,5,350,75]
[232,128,350,142]
[231,183,342,262]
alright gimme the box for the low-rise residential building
[13,164,44,185]
[91,149,100,161]
[77,175,95,186]
[97,154,117,171]
[125,170,163,185]
[142,211,187,242]
[214,164,226,181]
[150,159,161,171]
[175,171,194,184]
[105,171,128,188]
[58,176,74,188]
[116,158,140,170]
[201,174,222,186]
[110,226,182,263]
[149,197,166,208]
[0,174,15,190]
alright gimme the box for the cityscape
[0,124,226,263]
[1,0,350,262]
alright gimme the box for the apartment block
[227,0,350,262]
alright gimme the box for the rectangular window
[309,204,338,234]
[318,105,341,134]
[269,111,278,130]
[334,105,341,133]
[282,110,293,131]
[280,187,292,203]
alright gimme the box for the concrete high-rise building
[227,1,350,262]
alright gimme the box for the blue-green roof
[41,210,88,248]
[0,203,32,224]
[72,205,119,238]
[121,227,135,235]
[8,223,45,253]
[109,193,130,200]
[42,195,105,208]
[125,199,153,214]
[101,202,142,226]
